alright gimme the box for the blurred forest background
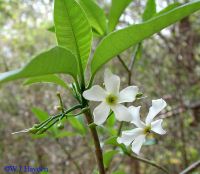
[0,0,200,174]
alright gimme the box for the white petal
[83,85,106,101]
[104,69,120,94]
[119,86,139,103]
[117,128,143,146]
[131,134,146,155]
[129,106,145,128]
[145,99,167,125]
[112,104,132,122]
[151,119,166,135]
[93,102,110,125]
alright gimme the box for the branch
[125,152,169,174]
[84,109,105,174]
[117,55,130,74]
[180,160,200,174]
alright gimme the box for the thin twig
[125,152,169,174]
[116,45,140,135]
[179,160,200,174]
[106,45,141,172]
[117,55,130,74]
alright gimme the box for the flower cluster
[83,69,167,155]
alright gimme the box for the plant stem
[129,43,141,71]
[84,109,105,174]
[125,152,169,174]
[117,55,130,74]
[57,92,65,113]
[36,104,82,133]
[117,121,124,136]
[180,160,200,174]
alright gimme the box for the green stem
[117,121,124,136]
[57,92,65,113]
[129,43,141,71]
[36,104,82,133]
[74,77,82,94]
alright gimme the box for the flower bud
[57,122,64,130]
[56,91,61,97]
[136,93,143,99]
[54,105,62,111]
[33,124,40,128]
[28,127,38,134]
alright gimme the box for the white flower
[117,98,167,155]
[83,69,139,125]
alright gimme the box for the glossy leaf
[77,0,107,35]
[91,1,200,76]
[108,0,132,32]
[0,47,78,84]
[155,2,181,17]
[54,0,92,71]
[23,74,69,89]
[142,0,156,21]
[48,0,107,36]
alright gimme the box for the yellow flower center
[144,125,151,135]
[105,94,118,106]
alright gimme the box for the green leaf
[54,0,92,71]
[108,0,132,32]
[47,26,55,33]
[106,113,116,127]
[0,47,78,84]
[142,0,157,21]
[113,170,126,174]
[91,1,200,76]
[23,74,69,89]
[32,107,49,122]
[40,171,48,174]
[77,0,107,36]
[105,114,117,135]
[68,116,86,135]
[155,2,181,17]
[104,136,118,145]
[103,150,118,168]
[48,0,107,36]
